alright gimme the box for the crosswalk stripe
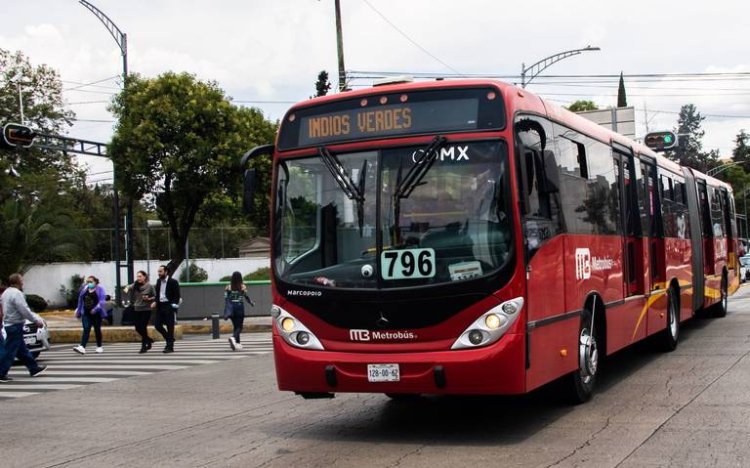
[0,392,39,398]
[0,336,272,400]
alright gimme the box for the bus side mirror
[240,144,275,215]
[243,168,258,214]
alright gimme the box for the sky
[3,0,750,183]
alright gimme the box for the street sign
[2,123,36,148]
[644,131,678,152]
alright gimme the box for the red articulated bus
[241,78,739,403]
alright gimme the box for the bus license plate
[367,364,400,382]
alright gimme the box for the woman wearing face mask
[73,275,107,354]
[124,270,156,353]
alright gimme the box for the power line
[62,75,120,91]
[359,0,462,76]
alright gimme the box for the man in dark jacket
[153,265,180,353]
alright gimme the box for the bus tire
[712,272,728,318]
[567,307,599,404]
[658,286,680,352]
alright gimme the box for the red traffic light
[2,123,36,148]
[644,131,678,152]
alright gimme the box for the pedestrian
[0,273,47,382]
[153,264,180,353]
[125,270,156,353]
[73,275,107,355]
[224,271,255,351]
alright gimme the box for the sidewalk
[40,310,272,344]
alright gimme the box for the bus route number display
[381,248,436,280]
[297,99,478,147]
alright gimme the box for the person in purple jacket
[73,275,107,355]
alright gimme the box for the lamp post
[146,220,164,280]
[11,73,26,125]
[78,0,134,304]
[521,46,601,89]
[706,160,750,178]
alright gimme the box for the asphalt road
[3,286,750,467]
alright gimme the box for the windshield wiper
[394,135,447,199]
[318,146,367,236]
[391,135,447,245]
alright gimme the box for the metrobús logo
[349,329,417,341]
[575,248,614,280]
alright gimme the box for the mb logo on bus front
[575,248,592,280]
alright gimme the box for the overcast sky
[3,0,749,182]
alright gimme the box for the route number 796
[380,248,436,280]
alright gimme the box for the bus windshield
[274,140,512,289]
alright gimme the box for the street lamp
[10,72,27,125]
[706,160,750,178]
[78,0,134,304]
[521,46,601,88]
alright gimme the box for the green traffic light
[663,134,673,144]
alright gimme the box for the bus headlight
[451,297,524,350]
[273,305,324,350]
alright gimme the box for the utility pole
[334,0,347,91]
[79,0,134,305]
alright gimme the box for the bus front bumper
[273,332,526,396]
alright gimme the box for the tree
[665,104,718,173]
[0,49,92,281]
[312,70,331,98]
[733,129,750,164]
[617,72,627,108]
[566,100,599,113]
[108,72,276,273]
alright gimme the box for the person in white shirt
[0,273,47,382]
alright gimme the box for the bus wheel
[712,273,728,318]
[658,286,680,352]
[568,307,599,404]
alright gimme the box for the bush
[179,262,208,283]
[25,294,48,312]
[244,267,270,281]
[59,274,84,308]
[219,268,271,282]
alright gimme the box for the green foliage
[25,294,47,312]
[219,267,270,282]
[244,267,270,281]
[312,71,331,98]
[179,261,208,283]
[665,104,718,172]
[108,72,276,273]
[617,72,627,108]
[59,274,85,309]
[566,100,599,113]
[733,130,750,164]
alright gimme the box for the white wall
[24,257,270,307]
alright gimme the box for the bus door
[614,145,645,296]
[697,180,716,276]
[645,160,666,289]
[721,188,737,270]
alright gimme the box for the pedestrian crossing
[0,334,272,400]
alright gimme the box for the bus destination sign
[277,87,506,150]
[298,99,478,147]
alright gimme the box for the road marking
[0,335,272,400]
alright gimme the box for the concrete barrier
[178,281,271,320]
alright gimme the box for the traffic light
[644,131,678,152]
[2,123,36,148]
